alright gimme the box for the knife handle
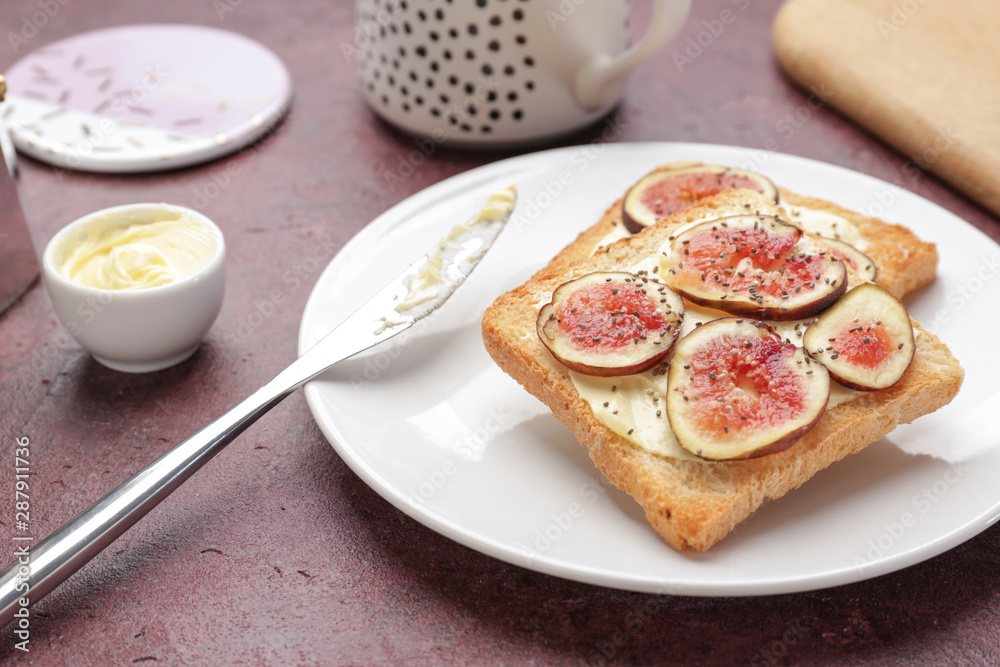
[0,371,296,627]
[0,278,417,627]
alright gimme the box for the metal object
[0,74,39,314]
[0,192,514,626]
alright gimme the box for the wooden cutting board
[773,0,1000,217]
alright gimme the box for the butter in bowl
[42,203,225,372]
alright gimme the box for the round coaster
[0,24,292,173]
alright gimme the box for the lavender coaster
[0,24,291,173]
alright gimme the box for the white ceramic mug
[353,0,691,146]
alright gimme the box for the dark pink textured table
[2,1,999,664]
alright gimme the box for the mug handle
[573,0,692,111]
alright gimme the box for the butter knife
[0,186,516,626]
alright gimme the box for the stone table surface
[1,0,999,664]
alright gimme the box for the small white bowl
[42,203,226,373]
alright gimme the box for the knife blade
[314,184,517,355]
[0,184,516,626]
[0,74,39,315]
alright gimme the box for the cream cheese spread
[59,207,217,290]
[378,186,515,335]
[783,205,868,251]
[568,249,861,461]
[592,222,630,253]
[395,248,446,313]
[571,194,868,461]
[569,301,860,461]
[394,185,516,314]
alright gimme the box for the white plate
[299,142,1000,596]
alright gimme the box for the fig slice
[537,271,685,377]
[662,215,848,320]
[803,283,915,390]
[622,164,779,233]
[818,237,878,284]
[666,318,830,461]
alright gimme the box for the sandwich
[482,163,964,551]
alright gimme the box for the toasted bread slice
[538,163,938,301]
[483,190,963,552]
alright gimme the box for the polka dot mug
[353,0,691,146]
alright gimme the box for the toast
[483,183,963,552]
[538,162,938,302]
